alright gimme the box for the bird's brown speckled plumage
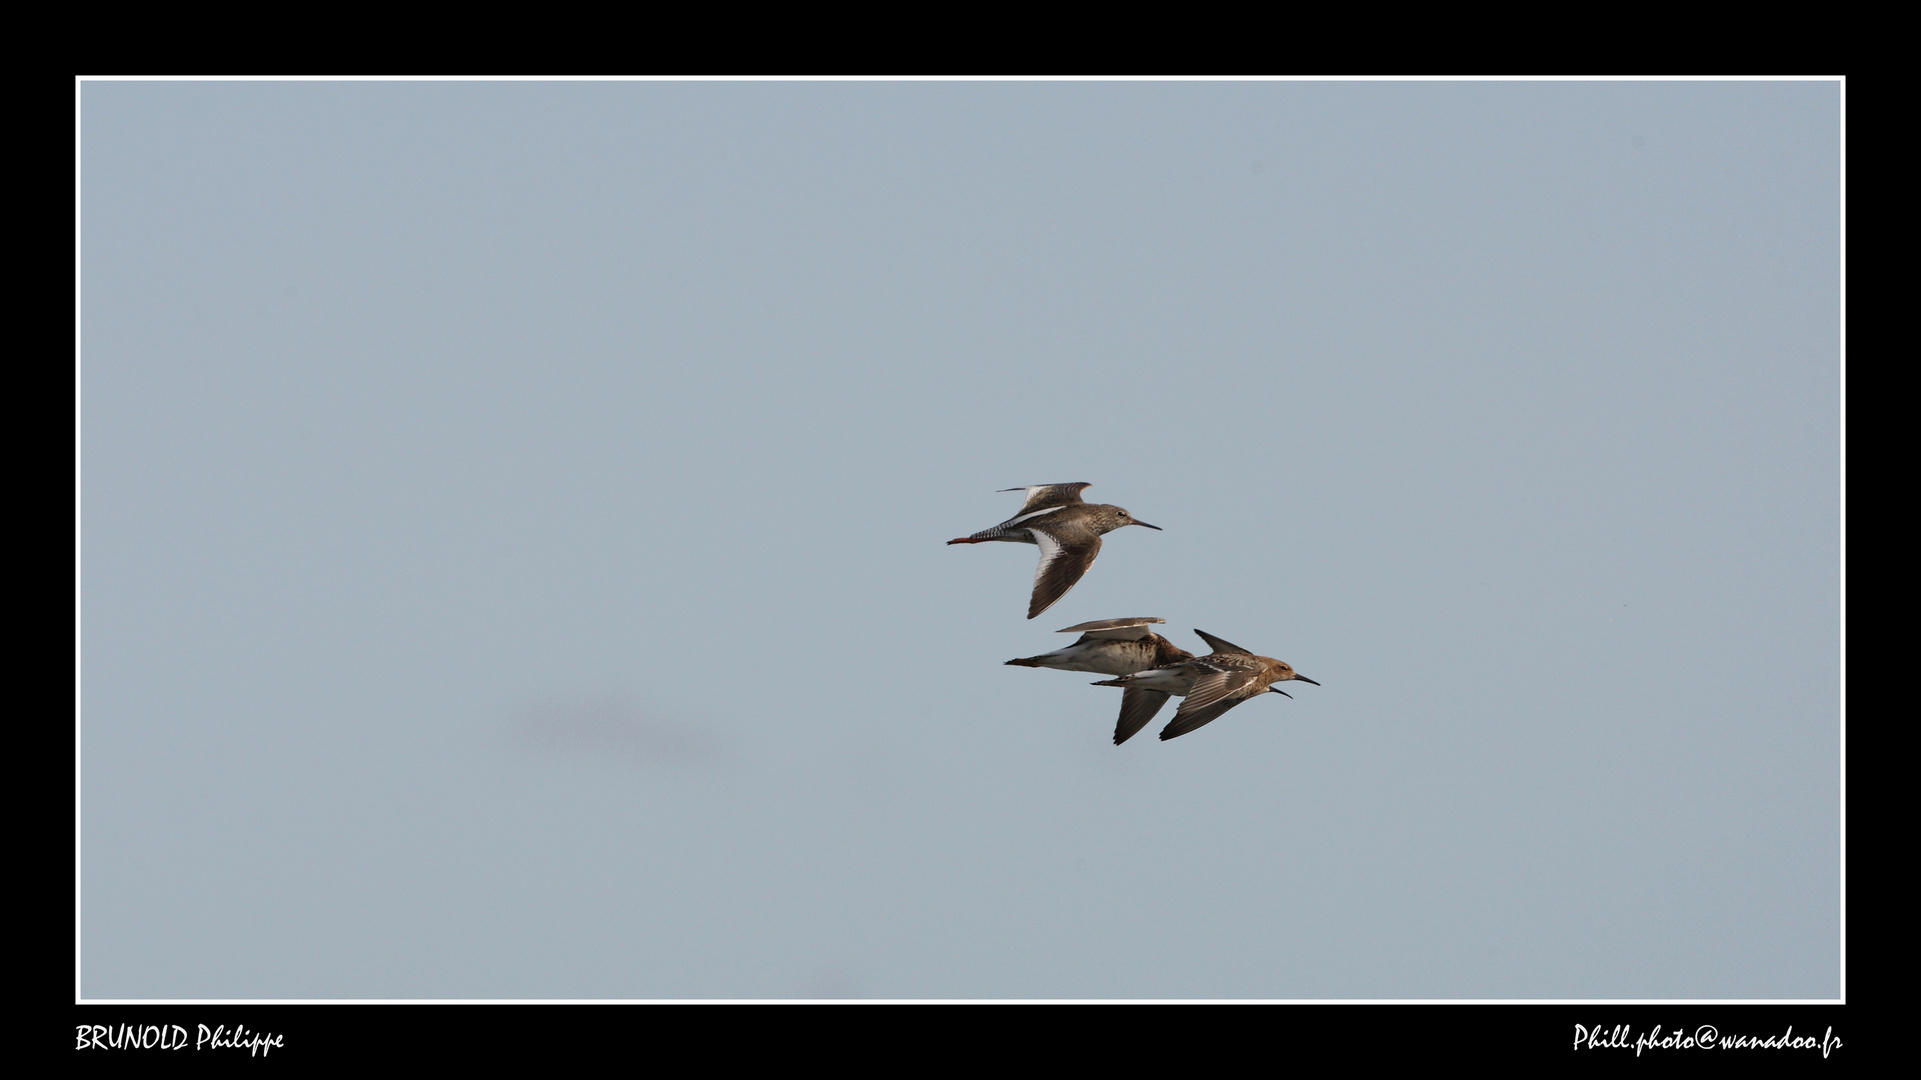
[1002,617,1196,744]
[1093,629,1319,741]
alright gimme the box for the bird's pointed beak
[1133,520,1162,531]
[1271,689,1293,698]
[1292,675,1320,686]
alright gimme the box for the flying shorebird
[1092,629,1319,742]
[946,483,1161,620]
[1004,617,1195,744]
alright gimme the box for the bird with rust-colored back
[1092,629,1320,741]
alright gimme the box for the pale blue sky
[81,79,1840,999]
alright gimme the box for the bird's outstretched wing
[1157,694,1254,740]
[1182,667,1260,713]
[1193,629,1254,656]
[1057,617,1165,640]
[999,483,1091,516]
[1113,688,1171,745]
[1027,529,1102,620]
[1157,667,1261,740]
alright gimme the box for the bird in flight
[1004,617,1196,744]
[1092,629,1319,741]
[947,483,1161,620]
